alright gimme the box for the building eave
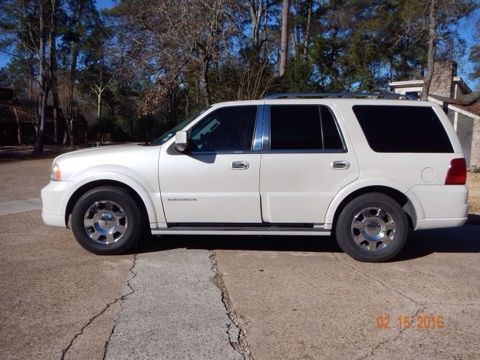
[428,95,480,121]
[453,76,472,94]
[388,80,424,88]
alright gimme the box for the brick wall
[429,61,457,98]
[471,119,480,168]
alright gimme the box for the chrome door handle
[330,160,350,170]
[231,161,249,170]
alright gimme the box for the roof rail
[264,92,416,100]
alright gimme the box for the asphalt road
[1,158,480,360]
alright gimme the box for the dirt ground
[467,172,480,214]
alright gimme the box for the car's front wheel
[334,193,409,262]
[71,186,144,254]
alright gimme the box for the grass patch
[467,172,480,214]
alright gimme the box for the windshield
[150,106,211,146]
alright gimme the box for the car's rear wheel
[334,193,409,262]
[71,186,144,254]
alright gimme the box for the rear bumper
[407,185,468,230]
[41,181,73,227]
[416,217,467,230]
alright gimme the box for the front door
[159,105,262,223]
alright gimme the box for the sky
[0,1,479,90]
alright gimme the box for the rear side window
[352,105,453,153]
[270,105,344,151]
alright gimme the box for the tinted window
[189,106,257,152]
[270,105,344,150]
[352,106,453,153]
[321,106,344,150]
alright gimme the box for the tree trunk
[49,0,59,144]
[303,0,312,62]
[201,58,211,106]
[97,91,102,119]
[13,105,22,145]
[421,0,436,101]
[34,1,48,154]
[64,0,85,146]
[279,0,289,76]
[35,87,49,153]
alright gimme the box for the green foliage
[0,0,477,146]
[470,45,480,80]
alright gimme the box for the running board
[151,226,331,236]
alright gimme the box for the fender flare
[324,179,425,229]
[63,167,163,227]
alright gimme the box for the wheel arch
[327,184,422,231]
[65,179,156,229]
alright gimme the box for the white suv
[41,94,468,262]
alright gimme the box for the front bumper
[41,181,74,227]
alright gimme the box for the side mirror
[174,131,188,152]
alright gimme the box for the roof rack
[264,92,416,100]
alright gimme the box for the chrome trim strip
[151,229,331,236]
[262,105,271,150]
[252,105,265,151]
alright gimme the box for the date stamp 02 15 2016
[376,314,445,330]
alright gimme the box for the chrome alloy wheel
[83,200,128,244]
[350,207,396,252]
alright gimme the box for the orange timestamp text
[376,314,445,329]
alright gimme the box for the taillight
[445,158,466,185]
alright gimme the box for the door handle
[330,160,350,170]
[231,161,249,170]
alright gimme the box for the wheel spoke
[115,209,126,218]
[353,233,365,245]
[367,240,378,251]
[105,233,115,244]
[381,234,393,246]
[385,221,396,231]
[360,209,372,219]
[351,220,364,230]
[89,231,102,241]
[88,203,99,215]
[84,218,94,227]
[103,201,113,211]
[116,224,127,234]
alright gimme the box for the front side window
[189,106,257,152]
[269,105,344,151]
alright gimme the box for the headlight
[51,164,61,181]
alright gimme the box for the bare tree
[279,0,289,76]
[302,0,312,61]
[48,0,60,144]
[421,0,437,101]
[114,0,237,111]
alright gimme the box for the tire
[334,193,409,262]
[71,186,144,255]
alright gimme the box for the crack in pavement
[59,254,138,360]
[330,253,428,360]
[102,253,138,360]
[209,251,254,360]
[330,252,422,306]
[355,305,426,360]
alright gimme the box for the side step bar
[151,226,331,236]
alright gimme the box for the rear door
[260,103,359,224]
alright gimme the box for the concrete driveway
[1,158,479,360]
